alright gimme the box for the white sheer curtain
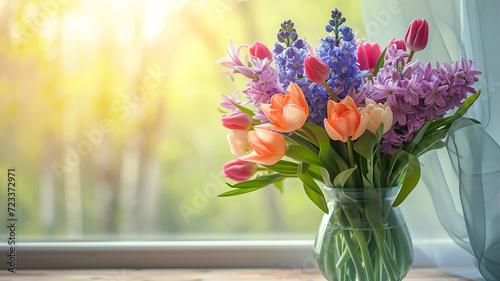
[358,1,500,280]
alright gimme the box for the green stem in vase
[343,208,375,281]
[340,229,366,281]
[346,137,362,187]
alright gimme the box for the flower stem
[407,50,415,63]
[343,209,375,281]
[322,81,339,102]
[341,229,366,281]
[347,137,361,187]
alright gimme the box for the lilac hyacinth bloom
[367,44,481,154]
[217,40,283,122]
[216,40,249,81]
[240,56,283,122]
[220,91,243,112]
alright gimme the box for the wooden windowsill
[4,268,471,280]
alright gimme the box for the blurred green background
[0,0,365,240]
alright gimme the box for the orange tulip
[324,96,368,142]
[239,128,286,165]
[259,82,309,133]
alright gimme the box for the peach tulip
[259,82,309,133]
[324,96,368,142]
[359,99,393,134]
[239,128,286,165]
[227,130,250,157]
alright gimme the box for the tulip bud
[304,55,330,83]
[222,159,258,182]
[356,42,382,73]
[404,19,429,52]
[249,41,273,62]
[387,38,406,52]
[221,112,253,130]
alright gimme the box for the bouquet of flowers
[216,9,480,209]
[216,8,480,281]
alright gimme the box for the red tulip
[222,159,258,182]
[356,42,382,73]
[249,41,273,62]
[405,19,429,52]
[304,55,330,83]
[387,38,406,52]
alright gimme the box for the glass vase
[314,186,413,281]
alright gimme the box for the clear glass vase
[314,186,413,281]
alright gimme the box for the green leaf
[286,145,324,167]
[333,165,358,188]
[218,187,263,197]
[372,47,387,76]
[425,91,481,133]
[426,140,446,151]
[285,133,319,153]
[230,100,255,117]
[353,130,377,163]
[227,173,282,189]
[403,121,431,152]
[298,162,328,213]
[373,159,382,189]
[387,150,408,187]
[274,180,284,194]
[264,160,299,175]
[321,167,333,186]
[411,129,448,157]
[392,154,421,207]
[217,107,229,114]
[303,123,340,177]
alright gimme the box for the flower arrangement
[216,8,481,281]
[216,9,480,211]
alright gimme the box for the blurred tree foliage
[0,0,364,239]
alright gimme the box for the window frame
[14,240,432,269]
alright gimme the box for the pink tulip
[239,128,286,165]
[324,96,368,142]
[357,42,382,73]
[249,41,273,62]
[304,55,330,83]
[405,19,429,52]
[221,112,253,130]
[227,130,250,157]
[387,38,406,52]
[222,159,258,182]
[259,82,309,133]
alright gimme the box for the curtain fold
[358,1,500,280]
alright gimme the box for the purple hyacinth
[366,44,481,154]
